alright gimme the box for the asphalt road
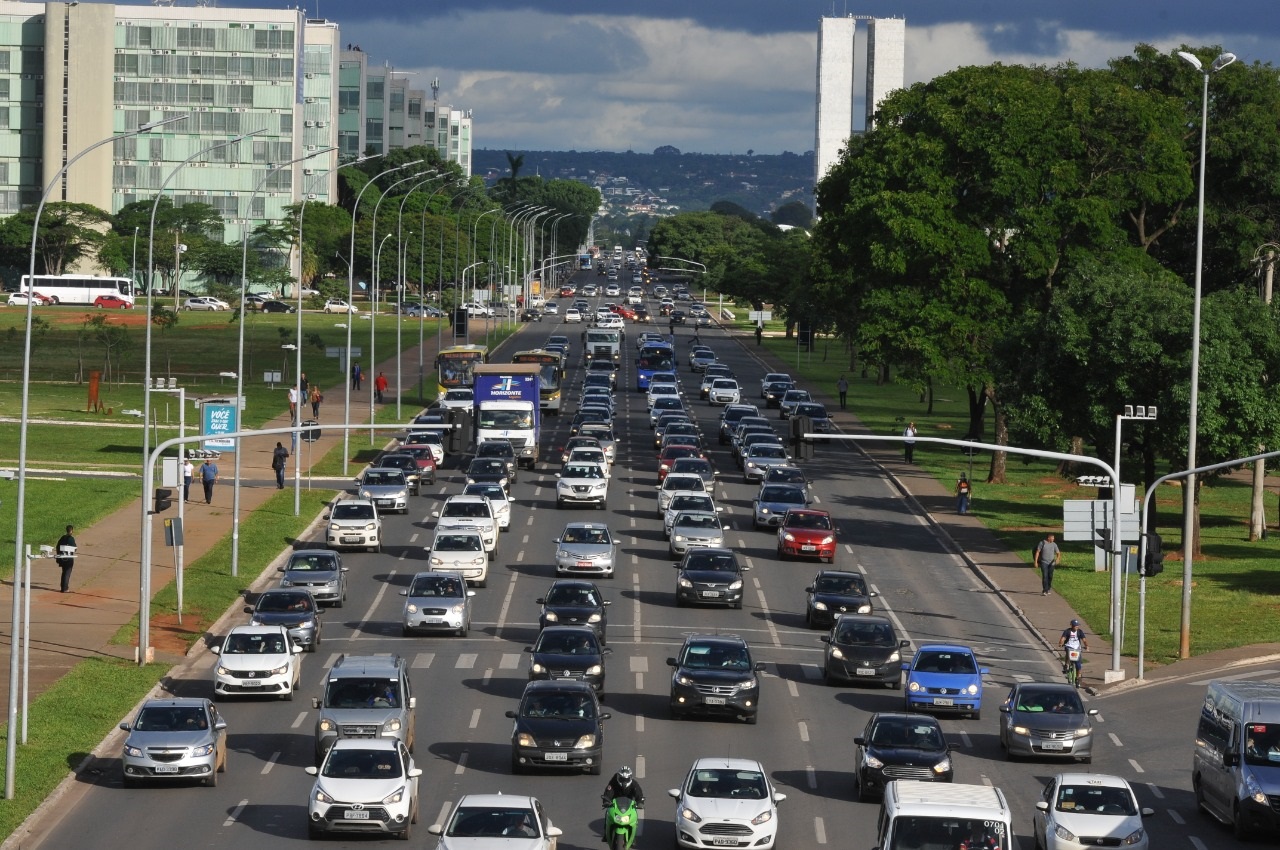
[28,271,1254,850]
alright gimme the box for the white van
[1194,679,1280,838]
[875,781,1013,850]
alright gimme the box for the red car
[397,443,439,484]
[93,294,133,309]
[777,509,837,563]
[610,304,636,320]
[559,285,575,297]
[657,444,703,481]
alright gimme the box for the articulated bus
[635,342,676,391]
[435,343,490,398]
[18,274,134,306]
[511,349,563,414]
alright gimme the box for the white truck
[875,781,1013,850]
[472,363,541,469]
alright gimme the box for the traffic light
[1142,533,1165,577]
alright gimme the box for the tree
[0,202,112,274]
[771,201,814,230]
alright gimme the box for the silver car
[278,548,348,607]
[400,570,475,636]
[743,443,792,483]
[657,474,707,515]
[668,511,729,556]
[356,468,410,514]
[120,698,228,786]
[555,522,618,577]
[429,794,562,850]
[664,493,720,538]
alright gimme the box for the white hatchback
[564,308,583,323]
[210,625,302,700]
[669,757,786,850]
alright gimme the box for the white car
[439,388,475,412]
[7,291,51,306]
[567,446,610,472]
[564,308,583,323]
[669,757,786,850]
[1033,773,1153,850]
[597,314,625,330]
[657,474,707,515]
[183,296,230,311]
[326,497,382,553]
[305,738,420,840]
[664,493,720,538]
[433,495,498,561]
[708,379,741,406]
[322,298,357,314]
[543,302,560,315]
[647,383,681,409]
[426,530,489,587]
[556,461,610,509]
[430,794,562,850]
[209,625,302,700]
[463,482,512,532]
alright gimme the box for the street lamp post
[394,173,450,418]
[1176,49,1236,659]
[1111,404,1157,656]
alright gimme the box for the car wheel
[733,599,743,610]
[557,498,565,508]
[402,626,412,637]
[284,683,294,701]
[590,762,602,776]
[1235,803,1255,841]
[511,756,524,775]
[823,555,834,564]
[887,678,900,690]
[122,773,137,789]
[1079,754,1092,764]
[306,640,316,653]
[971,709,981,721]
[856,775,874,804]
[309,822,325,840]
[745,713,758,725]
[477,577,487,589]
[397,821,412,841]
[204,767,217,787]
[334,595,344,609]
[675,594,686,608]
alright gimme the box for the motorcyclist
[602,765,645,809]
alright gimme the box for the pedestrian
[837,375,849,410]
[1035,532,1062,595]
[956,472,972,515]
[669,316,676,335]
[374,371,388,404]
[299,372,308,397]
[200,457,219,504]
[55,524,76,593]
[755,324,763,346]
[309,385,322,418]
[183,457,194,502]
[271,441,289,489]
[351,362,362,390]
[903,421,917,462]
[287,385,298,420]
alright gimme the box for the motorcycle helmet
[616,765,633,787]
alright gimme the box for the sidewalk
[0,326,469,708]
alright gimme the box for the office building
[865,18,905,132]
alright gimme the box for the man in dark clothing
[1036,533,1062,595]
[55,525,77,593]
[271,442,289,489]
[351,362,362,390]
[602,765,645,809]
[200,458,219,504]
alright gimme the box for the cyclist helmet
[1070,619,1079,626]
[616,766,633,787]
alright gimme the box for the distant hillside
[473,148,815,217]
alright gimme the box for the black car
[465,457,511,490]
[475,439,518,481]
[820,614,909,687]
[244,588,322,652]
[570,409,612,437]
[793,402,832,432]
[537,580,610,643]
[670,310,686,324]
[805,570,878,628]
[261,299,297,314]
[376,451,426,494]
[762,380,795,408]
[853,712,953,801]
[667,634,764,723]
[634,306,651,323]
[673,548,749,609]
[525,625,611,694]
[520,308,542,322]
[718,405,759,445]
[507,680,610,774]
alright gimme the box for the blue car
[902,643,987,720]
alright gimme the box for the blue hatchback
[902,643,987,720]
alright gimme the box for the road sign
[748,311,772,322]
[301,419,321,443]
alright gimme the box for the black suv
[525,625,611,694]
[506,680,610,775]
[667,634,764,724]
[674,548,748,609]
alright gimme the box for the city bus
[511,349,564,414]
[578,253,593,271]
[435,343,490,398]
[635,342,676,391]
[18,274,134,306]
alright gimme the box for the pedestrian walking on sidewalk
[955,473,972,514]
[183,458,194,502]
[55,525,77,593]
[755,324,763,346]
[299,372,309,397]
[1036,533,1062,595]
[836,375,849,410]
[309,385,322,418]
[287,385,298,420]
[903,421,917,463]
[272,441,290,489]
[351,362,362,390]
[200,458,219,504]
[374,371,388,404]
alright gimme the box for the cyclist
[602,765,645,809]
[1058,619,1088,684]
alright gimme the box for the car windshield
[751,446,787,459]
[1015,690,1085,714]
[673,460,711,474]
[464,484,506,501]
[443,502,490,518]
[712,380,736,389]
[887,818,1008,850]
[684,552,738,572]
[1055,784,1138,816]
[332,503,375,520]
[784,391,811,402]
[287,554,338,572]
[869,719,944,749]
[256,593,313,613]
[133,705,208,732]
[561,526,611,545]
[546,585,600,605]
[760,486,806,504]
[434,534,483,552]
[477,410,533,429]
[322,748,404,780]
[580,426,614,442]
[682,644,752,671]
[913,651,978,674]
[224,632,288,654]
[835,620,897,647]
[564,464,605,480]
[446,807,540,839]
[363,471,404,486]
[409,574,465,597]
[671,495,715,513]
[639,354,676,370]
[664,476,704,492]
[535,631,600,654]
[766,468,806,485]
[788,513,833,532]
[445,389,474,401]
[687,768,767,799]
[468,459,506,474]
[521,692,597,719]
[379,456,414,471]
[478,443,514,458]
[323,678,400,709]
[676,514,720,530]
[796,404,826,417]
[815,574,866,594]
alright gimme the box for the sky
[144,1,1280,155]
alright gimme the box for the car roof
[1051,773,1132,789]
[915,643,977,655]
[683,633,749,648]
[455,793,540,809]
[784,509,830,519]
[563,521,610,530]
[690,756,765,772]
[140,697,211,709]
[1013,681,1083,696]
[521,679,599,695]
[330,737,400,752]
[444,494,488,504]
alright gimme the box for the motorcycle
[603,795,641,850]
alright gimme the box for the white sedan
[670,758,785,850]
[323,298,357,314]
[1033,773,1153,850]
[183,296,230,311]
[564,308,583,323]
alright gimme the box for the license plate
[577,561,593,567]
[701,591,722,598]
[344,811,371,820]
[243,680,261,687]
[932,697,954,706]
[1040,741,1065,751]
[704,696,727,706]
[341,537,361,544]
[855,669,877,677]
[801,545,816,552]
[378,499,393,506]
[544,752,569,762]
[712,839,737,846]
[424,618,444,625]
[153,765,179,774]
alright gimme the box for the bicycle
[1063,646,1082,688]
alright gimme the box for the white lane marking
[1127,758,1145,774]
[1189,838,1209,850]
[787,680,800,698]
[1108,732,1123,748]
[1012,673,1034,683]
[1190,670,1279,686]
[356,570,397,637]
[636,715,645,733]
[633,573,643,643]
[527,515,534,526]
[635,672,644,691]
[753,585,782,648]
[1169,810,1185,825]
[844,544,854,553]
[223,800,248,827]
[866,583,914,646]
[636,755,646,779]
[534,487,542,497]
[436,802,454,829]
[630,517,636,527]
[798,721,810,742]
[409,532,419,544]
[807,767,818,790]
[483,669,493,684]
[1146,782,1165,800]
[517,550,525,562]
[812,494,821,504]
[412,653,435,669]
[814,816,826,844]
[500,653,520,669]
[495,568,520,635]
[632,553,639,565]
[291,711,307,729]
[522,534,529,545]
[630,656,649,673]
[469,709,481,729]
[261,751,280,775]
[959,731,972,748]
[455,751,468,775]
[455,654,477,668]
[980,775,994,787]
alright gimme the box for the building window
[366,80,383,100]
[280,112,293,134]
[339,89,360,110]
[0,109,8,130]
[390,89,404,111]
[0,163,8,184]
[21,49,42,75]
[125,27,152,49]
[0,52,9,72]
[366,118,383,139]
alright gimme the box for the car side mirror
[312,697,321,709]
[980,667,990,674]
[600,712,612,721]
[408,696,416,709]
[431,511,440,518]
[292,645,303,655]
[722,525,730,530]
[869,591,879,597]
[305,766,319,776]
[505,710,518,719]
[754,662,765,672]
[999,705,1010,713]
[820,636,831,644]
[214,720,228,731]
[524,646,534,653]
[1140,807,1155,817]
[276,565,286,572]
[804,586,814,593]
[556,474,562,479]
[602,647,614,655]
[399,590,408,596]
[668,789,681,799]
[899,640,911,647]
[1087,708,1099,716]
[1035,801,1048,812]
[536,598,546,605]
[901,662,911,671]
[666,657,677,667]
[715,506,724,513]
[243,606,253,614]
[741,565,752,572]
[603,600,612,607]
[428,826,443,836]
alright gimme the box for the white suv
[432,494,498,560]
[305,738,420,839]
[325,497,382,553]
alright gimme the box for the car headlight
[758,506,770,515]
[728,580,743,590]
[587,613,602,623]
[300,619,316,630]
[782,532,795,542]
[216,664,232,675]
[746,462,758,469]
[678,806,702,823]
[543,611,559,622]
[406,604,419,614]
[280,579,295,588]
[383,718,402,733]
[857,604,872,614]
[820,536,834,545]
[270,663,290,676]
[908,680,922,692]
[829,647,844,660]
[1076,726,1093,736]
[1012,725,1030,736]
[676,674,694,686]
[382,785,407,806]
[574,734,597,749]
[516,732,536,747]
[472,557,486,565]
[750,810,774,826]
[678,577,693,588]
[1247,772,1268,804]
[586,665,603,676]
[319,718,336,732]
[933,757,952,774]
[124,744,143,758]
[329,523,340,531]
[466,477,476,485]
[813,601,828,611]
[888,651,900,663]
[450,603,467,616]
[314,786,335,804]
[191,743,216,757]
[743,677,759,689]
[431,557,444,565]
[966,683,979,695]
[1121,828,1146,845]
[1054,824,1077,842]
[532,663,547,674]
[863,755,884,769]
[673,535,686,542]
[365,522,377,531]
